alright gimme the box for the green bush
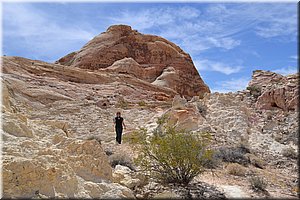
[249,176,267,191]
[246,86,262,98]
[156,114,169,126]
[129,127,213,185]
[123,128,148,145]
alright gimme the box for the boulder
[113,165,142,189]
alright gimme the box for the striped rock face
[56,25,210,99]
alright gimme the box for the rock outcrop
[247,70,299,111]
[1,56,141,198]
[56,24,210,99]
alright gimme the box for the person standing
[114,112,126,144]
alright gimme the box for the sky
[2,2,298,93]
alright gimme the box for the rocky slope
[1,25,298,199]
[56,25,210,99]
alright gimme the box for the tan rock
[113,165,142,189]
[99,183,136,199]
[172,94,187,110]
[107,57,143,78]
[2,115,114,198]
[152,66,180,90]
[161,95,208,132]
[3,113,33,138]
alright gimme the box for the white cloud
[211,77,250,93]
[109,8,174,31]
[110,3,296,55]
[273,66,298,76]
[290,55,298,60]
[110,6,241,54]
[176,6,201,19]
[206,4,297,40]
[3,3,296,62]
[3,4,96,61]
[254,6,297,39]
[195,59,242,75]
[5,4,95,40]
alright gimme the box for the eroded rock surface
[56,25,210,98]
[248,70,299,111]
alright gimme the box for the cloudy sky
[2,2,298,92]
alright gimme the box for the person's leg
[116,127,120,144]
[118,128,123,144]
[116,127,122,144]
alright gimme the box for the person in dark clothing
[114,112,126,144]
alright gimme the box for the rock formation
[1,25,298,199]
[247,70,299,111]
[56,24,210,99]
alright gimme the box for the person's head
[116,112,121,117]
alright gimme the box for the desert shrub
[282,147,297,159]
[215,146,250,166]
[202,152,222,169]
[109,153,135,171]
[246,86,262,98]
[245,153,266,169]
[130,127,214,185]
[123,128,148,145]
[152,114,171,136]
[86,135,102,145]
[227,163,246,176]
[138,101,146,107]
[249,176,267,191]
[156,114,169,126]
[116,98,129,109]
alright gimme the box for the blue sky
[2,2,298,93]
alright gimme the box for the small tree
[126,127,213,185]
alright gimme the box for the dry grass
[215,146,250,166]
[249,176,267,191]
[227,163,246,176]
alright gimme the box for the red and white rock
[56,25,210,99]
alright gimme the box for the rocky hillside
[1,25,299,199]
[56,25,210,99]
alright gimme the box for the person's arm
[113,118,116,128]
